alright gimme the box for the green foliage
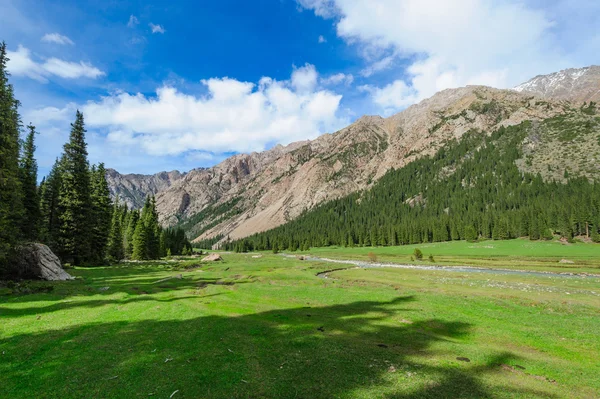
[413,248,423,260]
[107,200,125,261]
[131,196,167,260]
[90,163,112,263]
[225,123,600,252]
[0,42,24,273]
[39,158,63,252]
[428,254,435,262]
[58,111,92,265]
[19,124,40,241]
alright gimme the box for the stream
[281,254,600,279]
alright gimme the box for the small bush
[413,249,423,260]
[367,252,378,263]
[428,255,435,262]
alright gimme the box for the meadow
[1,239,599,398]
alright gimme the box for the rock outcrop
[105,168,187,209]
[16,243,74,281]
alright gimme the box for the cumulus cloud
[127,15,139,28]
[149,23,166,34]
[41,33,74,45]
[6,45,105,82]
[30,65,346,158]
[320,73,353,86]
[291,63,318,93]
[298,0,599,112]
[318,35,327,43]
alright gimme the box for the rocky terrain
[105,168,187,209]
[514,65,600,103]
[104,66,598,244]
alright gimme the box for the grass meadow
[1,239,599,398]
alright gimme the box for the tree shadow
[0,296,560,399]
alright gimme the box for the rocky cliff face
[155,85,569,243]
[513,66,600,103]
[105,168,187,209]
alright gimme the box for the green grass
[301,238,600,274]
[1,248,600,398]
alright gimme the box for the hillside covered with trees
[223,114,600,253]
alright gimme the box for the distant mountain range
[105,65,600,244]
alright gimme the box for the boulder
[201,253,223,262]
[16,243,74,281]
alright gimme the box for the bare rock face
[16,243,74,281]
[156,85,568,244]
[105,168,187,209]
[514,66,600,103]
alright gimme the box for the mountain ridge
[104,66,599,244]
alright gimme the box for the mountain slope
[224,116,600,252]
[157,85,569,242]
[514,66,600,103]
[106,168,187,209]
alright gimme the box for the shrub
[367,252,378,263]
[413,248,423,260]
[428,255,435,262]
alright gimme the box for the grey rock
[16,243,74,281]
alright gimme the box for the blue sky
[1,0,598,177]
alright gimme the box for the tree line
[224,120,600,253]
[0,42,190,277]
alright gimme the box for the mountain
[105,168,187,209]
[513,65,600,103]
[149,66,599,246]
[156,85,571,243]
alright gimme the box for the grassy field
[1,241,600,398]
[301,238,600,274]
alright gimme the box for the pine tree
[147,197,161,259]
[124,209,139,258]
[19,124,40,241]
[39,158,63,252]
[132,198,150,260]
[90,163,112,263]
[58,111,92,265]
[0,41,24,272]
[107,199,124,261]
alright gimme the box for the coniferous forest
[225,121,600,253]
[0,42,190,278]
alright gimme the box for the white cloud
[298,0,598,112]
[320,73,353,86]
[318,35,327,43]
[30,65,346,159]
[127,15,139,28]
[6,45,105,82]
[360,54,395,77]
[291,63,318,93]
[149,23,166,34]
[41,33,74,45]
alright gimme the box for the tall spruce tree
[39,157,63,252]
[132,197,151,260]
[58,111,92,265]
[19,124,40,241]
[107,199,125,261]
[0,42,24,272]
[90,163,112,263]
[124,209,139,258]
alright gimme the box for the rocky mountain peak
[513,65,600,103]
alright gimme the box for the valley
[2,240,599,398]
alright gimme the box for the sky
[1,0,599,177]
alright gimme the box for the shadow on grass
[0,296,558,399]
